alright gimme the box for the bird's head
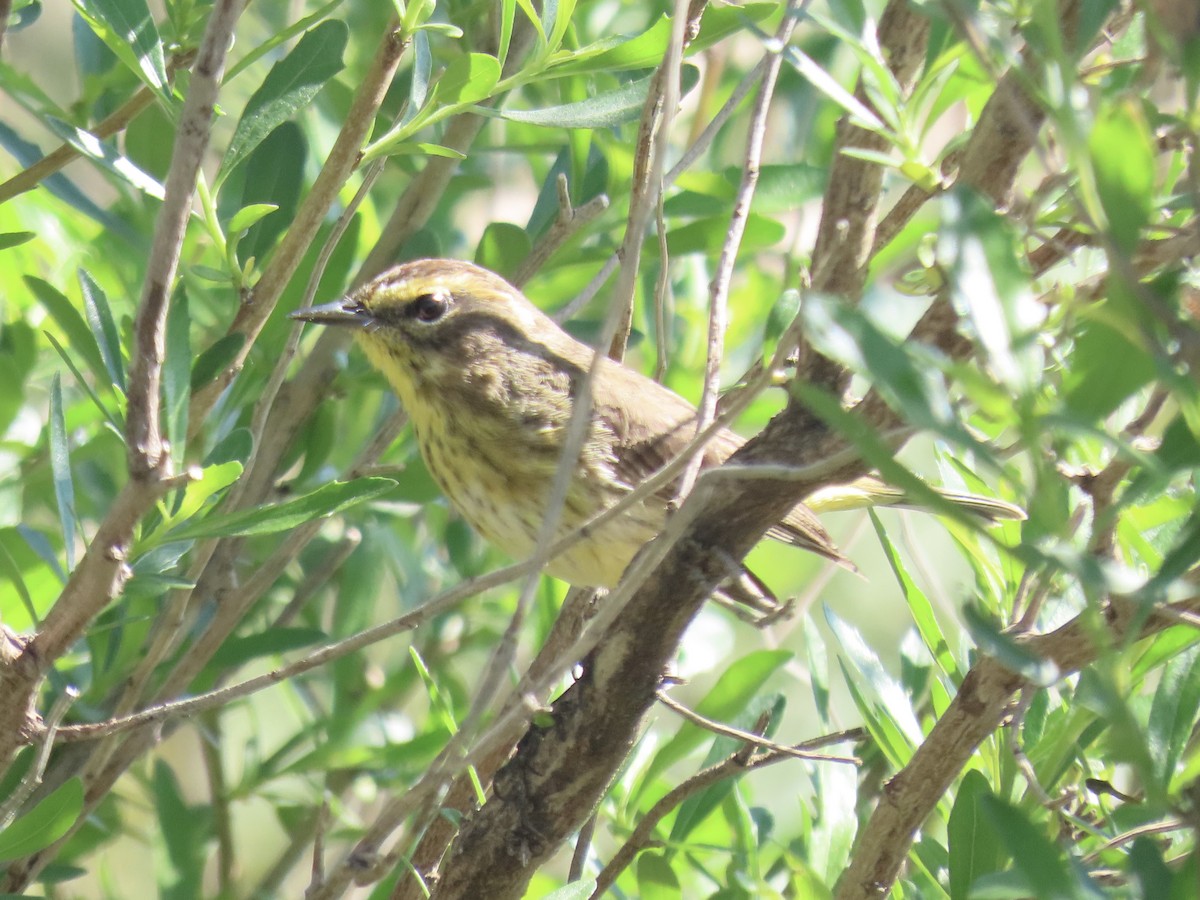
[292,259,579,409]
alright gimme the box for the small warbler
[294,259,1022,610]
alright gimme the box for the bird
[293,259,1023,614]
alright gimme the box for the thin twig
[513,175,610,288]
[679,1,800,501]
[658,690,862,763]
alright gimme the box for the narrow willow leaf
[0,231,35,250]
[49,374,77,572]
[45,117,165,199]
[495,66,699,129]
[165,477,396,541]
[78,269,125,392]
[163,287,190,476]
[27,276,109,390]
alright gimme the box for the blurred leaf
[826,607,922,763]
[221,20,348,182]
[1061,322,1156,422]
[948,770,1005,900]
[540,880,598,900]
[49,374,77,572]
[495,66,699,129]
[475,222,531,281]
[163,287,190,476]
[0,231,35,250]
[164,477,396,541]
[208,626,327,671]
[635,850,680,900]
[0,779,83,860]
[871,511,960,682]
[1148,643,1200,788]
[661,209,783,256]
[961,605,1059,686]
[979,795,1101,899]
[153,761,209,892]
[1088,100,1154,253]
[939,190,1044,394]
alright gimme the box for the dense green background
[0,0,1198,896]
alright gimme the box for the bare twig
[513,174,610,288]
[656,691,861,763]
[607,0,701,361]
[680,1,800,500]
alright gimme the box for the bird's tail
[804,476,1026,522]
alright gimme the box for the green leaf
[660,208,784,257]
[0,778,83,860]
[539,880,598,900]
[78,269,125,392]
[153,761,209,886]
[635,850,681,900]
[163,287,190,474]
[825,607,922,763]
[27,276,110,391]
[227,203,280,235]
[0,231,35,250]
[496,66,699,129]
[71,0,169,102]
[871,511,960,682]
[979,796,1099,899]
[49,374,77,573]
[1061,320,1156,421]
[435,52,501,107]
[161,461,242,530]
[164,477,396,541]
[220,20,348,182]
[190,333,247,391]
[546,4,776,76]
[1148,643,1200,788]
[938,190,1043,394]
[1088,99,1154,253]
[475,222,531,281]
[45,117,165,199]
[208,626,327,670]
[948,770,1006,900]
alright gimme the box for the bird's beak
[290,299,369,327]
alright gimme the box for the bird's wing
[590,359,850,567]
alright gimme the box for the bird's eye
[410,292,449,323]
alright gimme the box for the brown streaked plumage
[294,259,1023,612]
